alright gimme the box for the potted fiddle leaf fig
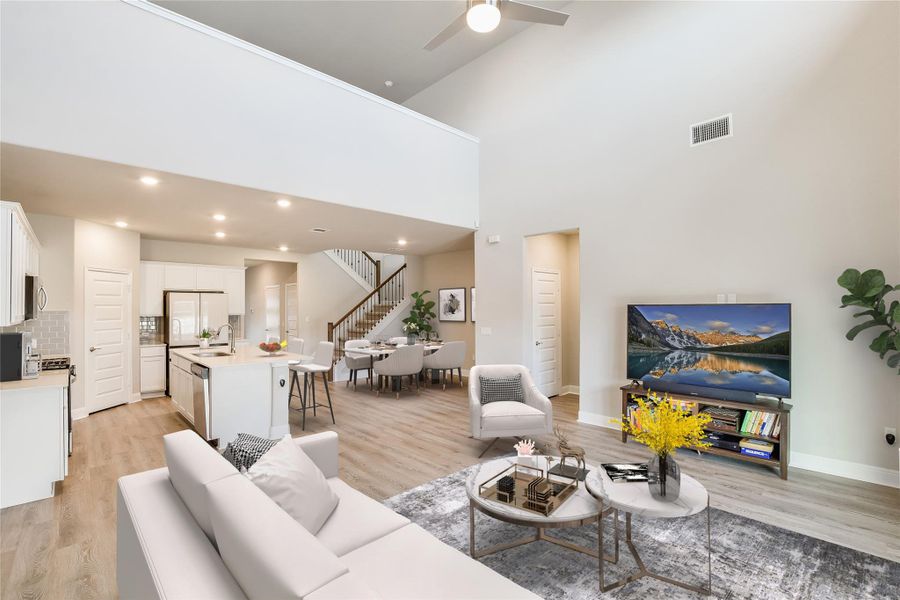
[402,290,436,343]
[837,268,900,373]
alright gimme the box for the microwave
[0,332,39,381]
[24,275,47,321]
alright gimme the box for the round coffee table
[465,457,619,563]
[585,466,711,595]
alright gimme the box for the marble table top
[584,466,708,518]
[466,457,601,525]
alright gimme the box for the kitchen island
[169,346,309,448]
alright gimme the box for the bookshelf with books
[620,384,792,479]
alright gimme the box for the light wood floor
[2,380,898,599]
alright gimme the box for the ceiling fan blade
[501,0,569,26]
[424,11,468,50]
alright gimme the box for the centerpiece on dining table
[615,391,710,501]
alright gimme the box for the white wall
[71,220,141,413]
[141,238,304,266]
[26,213,73,310]
[406,1,900,483]
[1,0,478,229]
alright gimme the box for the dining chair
[344,339,372,390]
[423,341,466,390]
[289,341,335,430]
[373,344,425,399]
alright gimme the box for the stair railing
[328,263,406,360]
[333,249,381,288]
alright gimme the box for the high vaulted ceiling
[154,0,569,103]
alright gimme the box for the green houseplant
[402,290,436,343]
[198,328,214,349]
[837,268,900,373]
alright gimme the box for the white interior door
[85,268,132,413]
[284,283,298,339]
[532,269,561,397]
[264,284,281,341]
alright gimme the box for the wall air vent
[690,114,732,146]
[310,227,330,233]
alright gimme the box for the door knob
[535,341,542,346]
[89,346,101,352]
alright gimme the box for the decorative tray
[478,462,577,517]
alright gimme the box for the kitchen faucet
[216,323,236,355]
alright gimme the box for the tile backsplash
[0,310,70,355]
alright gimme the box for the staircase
[331,249,381,289]
[328,262,407,362]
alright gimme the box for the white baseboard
[578,410,898,488]
[269,425,290,438]
[561,385,580,396]
[130,392,142,404]
[72,407,89,420]
[577,410,620,430]
[790,452,899,489]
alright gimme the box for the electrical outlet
[885,427,897,446]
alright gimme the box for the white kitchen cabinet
[0,381,68,508]
[223,267,245,315]
[140,346,167,394]
[196,266,225,291]
[140,262,166,316]
[164,263,197,290]
[169,354,194,425]
[0,202,40,326]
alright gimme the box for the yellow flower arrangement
[617,392,711,457]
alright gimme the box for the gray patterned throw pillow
[222,433,279,471]
[479,374,525,404]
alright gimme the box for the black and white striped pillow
[222,433,279,471]
[480,374,525,404]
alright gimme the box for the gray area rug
[384,464,899,599]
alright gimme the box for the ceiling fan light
[467,2,501,33]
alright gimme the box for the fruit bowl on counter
[258,341,287,356]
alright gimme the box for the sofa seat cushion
[304,572,380,600]
[206,473,348,600]
[116,468,248,600]
[316,478,409,556]
[163,430,238,543]
[480,401,546,433]
[342,524,540,599]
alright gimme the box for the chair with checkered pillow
[468,365,553,457]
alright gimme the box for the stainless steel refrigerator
[165,291,230,347]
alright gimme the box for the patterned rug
[384,464,899,599]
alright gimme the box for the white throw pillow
[245,434,339,534]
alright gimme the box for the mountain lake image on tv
[627,304,791,398]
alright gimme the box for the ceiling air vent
[690,114,732,147]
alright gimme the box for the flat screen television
[627,303,791,402]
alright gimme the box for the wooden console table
[620,384,792,480]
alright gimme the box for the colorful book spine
[741,447,772,459]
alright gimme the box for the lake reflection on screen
[628,350,790,396]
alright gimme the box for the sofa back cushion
[163,430,238,543]
[206,473,348,599]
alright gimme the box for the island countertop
[170,346,310,369]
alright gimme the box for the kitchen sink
[193,351,232,357]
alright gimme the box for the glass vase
[406,334,417,346]
[647,453,680,502]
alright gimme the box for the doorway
[525,230,580,400]
[285,282,298,339]
[264,284,281,341]
[85,267,132,413]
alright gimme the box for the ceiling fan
[425,0,570,50]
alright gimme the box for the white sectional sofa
[117,430,539,600]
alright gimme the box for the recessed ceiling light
[385,80,394,87]
[215,231,226,238]
[397,239,408,246]
[213,214,226,221]
[276,198,291,208]
[139,176,159,186]
[310,227,330,233]
[115,221,128,228]
[278,245,289,252]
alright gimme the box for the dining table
[344,342,445,389]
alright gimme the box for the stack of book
[739,438,775,459]
[701,406,741,432]
[625,400,643,431]
[740,410,782,439]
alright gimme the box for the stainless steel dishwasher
[190,362,212,440]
